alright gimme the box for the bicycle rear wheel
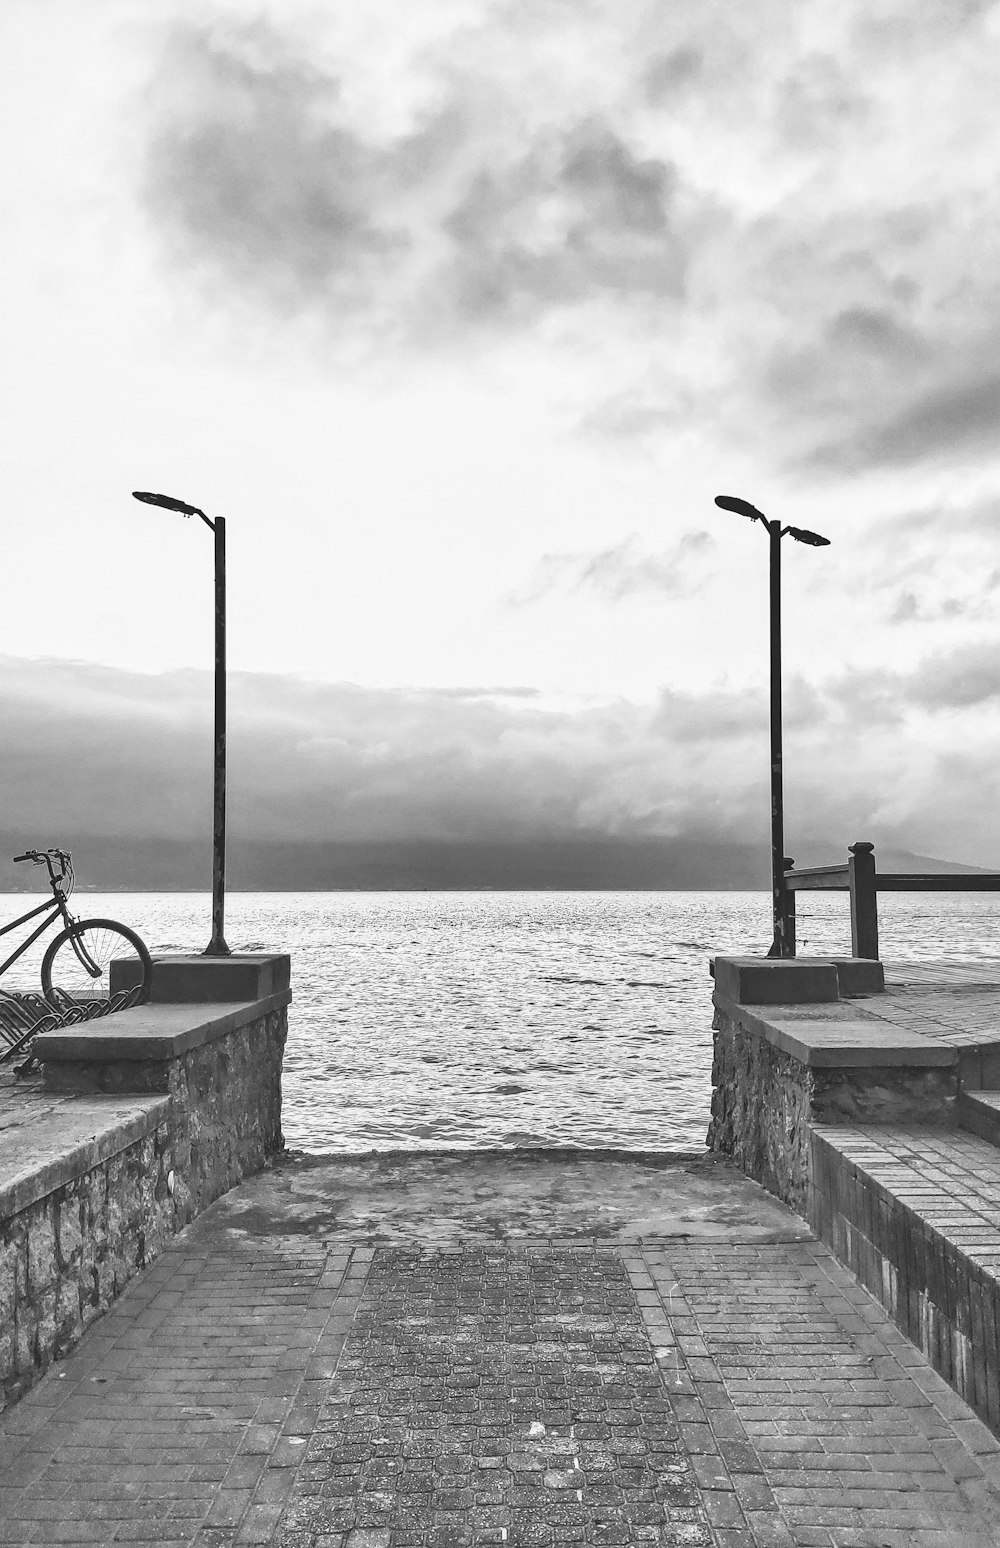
[41,919,153,1006]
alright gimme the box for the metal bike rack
[0,985,146,1074]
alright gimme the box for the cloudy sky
[2,0,999,869]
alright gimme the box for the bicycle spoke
[43,921,152,1006]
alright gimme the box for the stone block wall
[707,1003,815,1213]
[1,1111,174,1408]
[709,998,956,1213]
[173,1005,287,1223]
[43,1005,288,1227]
[1,966,290,1409]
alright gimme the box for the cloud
[142,21,411,319]
[815,642,1000,721]
[642,46,703,103]
[879,496,1000,542]
[846,371,1000,471]
[888,590,982,626]
[654,676,824,743]
[741,149,1000,473]
[904,640,1000,710]
[0,655,758,847]
[515,531,714,602]
[3,646,1000,865]
[850,0,996,60]
[141,16,693,341]
[136,3,1000,476]
[808,493,1000,626]
[802,359,1000,474]
[442,117,684,326]
[772,51,872,149]
[747,204,997,469]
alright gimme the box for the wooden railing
[782,841,1000,959]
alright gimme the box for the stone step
[810,1122,1000,1436]
[959,1088,1000,1149]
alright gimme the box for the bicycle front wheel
[41,919,153,1006]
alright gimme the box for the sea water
[3,889,999,1153]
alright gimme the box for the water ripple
[2,887,994,1152]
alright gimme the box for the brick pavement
[635,1239,1000,1548]
[851,964,1000,1052]
[3,1157,1000,1546]
[814,1124,1000,1271]
[0,1216,372,1547]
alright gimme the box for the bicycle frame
[0,849,101,983]
[0,852,152,1069]
[0,894,72,978]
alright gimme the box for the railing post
[783,857,796,956]
[848,841,878,959]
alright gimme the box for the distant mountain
[787,843,995,877]
[0,833,993,892]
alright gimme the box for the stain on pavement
[209,1148,814,1245]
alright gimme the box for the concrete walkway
[2,1152,1000,1547]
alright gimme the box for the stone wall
[42,1004,288,1227]
[1,961,290,1409]
[709,995,956,1213]
[707,1002,815,1213]
[1,1108,174,1408]
[172,1006,287,1224]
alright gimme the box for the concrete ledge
[823,957,886,996]
[0,1096,170,1220]
[713,957,840,1004]
[34,990,291,1068]
[712,956,885,1005]
[713,992,956,1068]
[767,1018,954,1069]
[112,952,290,1003]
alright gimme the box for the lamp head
[786,526,831,547]
[714,494,766,523]
[132,490,203,519]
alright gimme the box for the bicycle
[0,847,153,1012]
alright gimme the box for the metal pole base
[203,937,232,957]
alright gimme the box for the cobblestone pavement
[3,1156,1000,1546]
[278,1247,713,1548]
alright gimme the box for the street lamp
[714,494,831,958]
[133,490,231,957]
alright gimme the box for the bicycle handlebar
[12,848,71,864]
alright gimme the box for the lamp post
[133,490,231,956]
[713,495,830,958]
